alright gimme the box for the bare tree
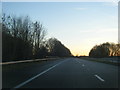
[89,42,120,57]
[32,21,47,56]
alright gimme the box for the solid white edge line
[13,60,67,88]
[94,75,105,82]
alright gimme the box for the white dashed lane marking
[94,75,105,82]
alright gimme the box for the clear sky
[2,2,118,56]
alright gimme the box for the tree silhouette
[2,14,72,62]
[89,42,120,58]
[2,14,47,61]
[47,38,72,57]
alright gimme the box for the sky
[2,2,118,56]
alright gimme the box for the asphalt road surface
[2,58,119,88]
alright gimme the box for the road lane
[2,58,66,88]
[3,58,118,88]
[18,58,118,88]
[18,58,96,88]
[14,59,68,88]
[75,58,118,88]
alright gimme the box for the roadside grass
[79,57,119,66]
[2,57,67,72]
[2,60,45,72]
[2,58,60,72]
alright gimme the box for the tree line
[89,42,120,58]
[2,14,72,62]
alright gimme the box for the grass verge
[80,57,119,66]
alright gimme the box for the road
[2,58,119,88]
